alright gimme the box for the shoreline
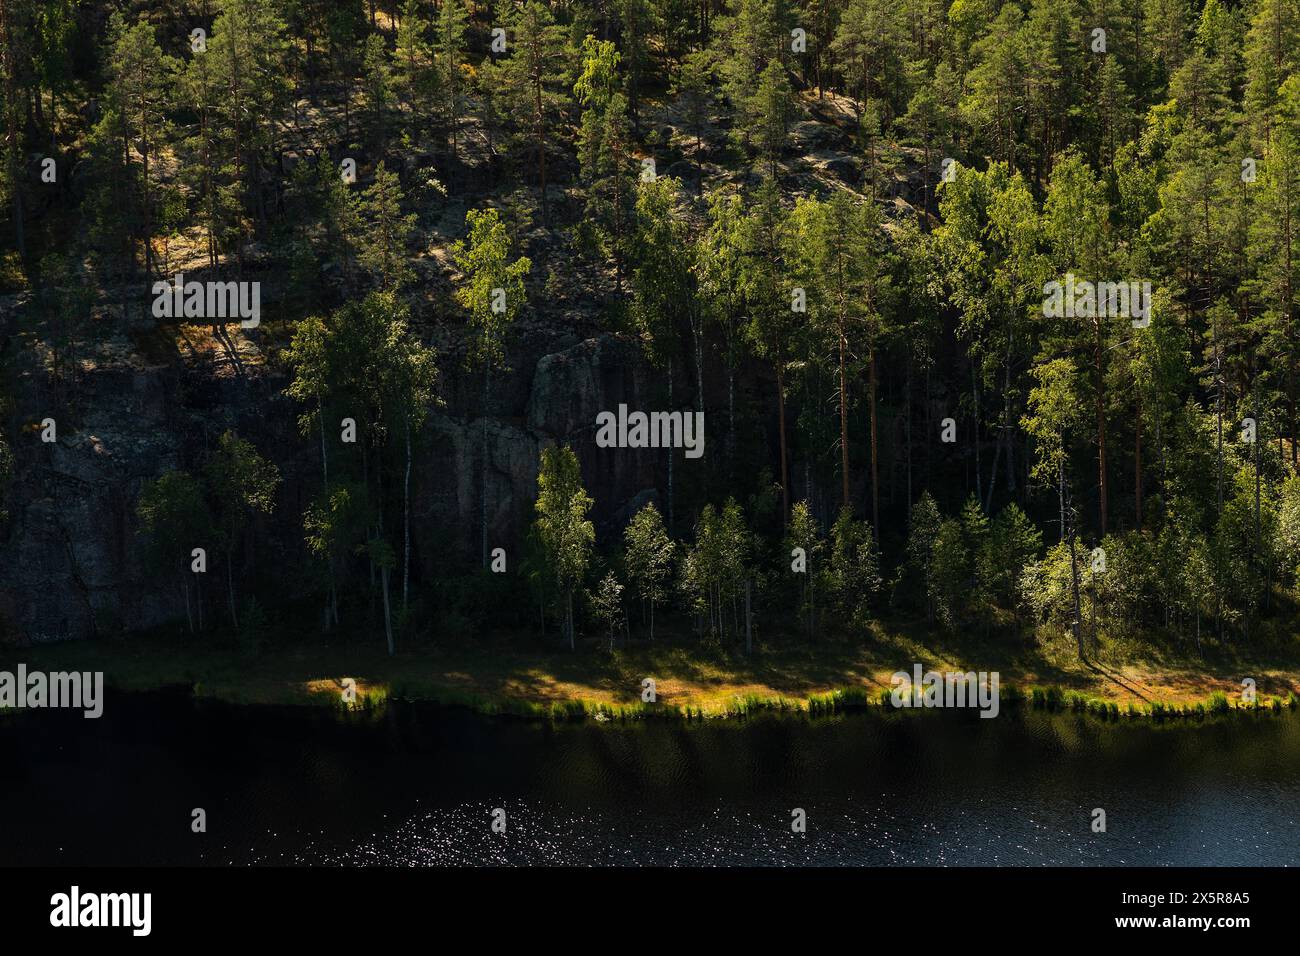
[4,675,1296,725]
[3,629,1299,724]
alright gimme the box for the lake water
[3,691,1298,866]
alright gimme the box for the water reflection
[2,693,1297,866]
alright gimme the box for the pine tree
[751,59,792,180]
[830,0,913,124]
[207,0,291,253]
[90,13,178,279]
[827,505,881,626]
[393,0,437,134]
[742,180,795,524]
[437,0,469,157]
[498,0,568,224]
[576,37,635,286]
[632,177,700,414]
[785,191,884,517]
[358,162,416,291]
[1043,149,1119,534]
[363,32,396,151]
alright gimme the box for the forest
[1,0,1299,669]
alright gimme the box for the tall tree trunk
[1094,318,1108,535]
[745,579,752,655]
[1058,456,1066,545]
[535,82,548,225]
[972,358,981,505]
[1067,506,1083,660]
[1,0,24,258]
[1254,416,1261,605]
[1135,394,1143,531]
[695,325,704,416]
[905,348,913,507]
[869,345,880,539]
[1216,329,1224,514]
[776,361,790,526]
[381,564,394,656]
[728,365,736,474]
[328,558,339,630]
[226,547,239,629]
[987,339,1014,512]
[668,361,675,533]
[404,416,412,610]
[318,397,330,484]
[985,441,1001,514]
[319,398,338,626]
[141,106,153,276]
[482,365,490,566]
[839,330,850,509]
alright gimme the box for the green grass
[3,620,1299,725]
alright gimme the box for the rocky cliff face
[0,92,929,644]
[0,298,670,643]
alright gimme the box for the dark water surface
[2,691,1298,866]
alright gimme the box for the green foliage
[623,501,675,638]
[85,12,179,279]
[591,571,625,649]
[681,498,750,641]
[304,481,371,566]
[631,177,696,365]
[785,500,822,634]
[895,492,941,619]
[392,0,436,129]
[534,445,595,648]
[929,516,969,629]
[750,59,792,177]
[24,0,1300,660]
[573,34,621,111]
[826,506,881,627]
[1019,539,1089,634]
[495,0,568,220]
[136,470,214,632]
[357,163,416,291]
[205,431,280,554]
[137,470,212,569]
[578,82,636,282]
[452,208,531,371]
[984,503,1043,608]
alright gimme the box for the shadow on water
[2,690,1298,865]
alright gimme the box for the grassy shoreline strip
[4,638,1299,725]
[4,680,1295,723]
[308,680,1300,723]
